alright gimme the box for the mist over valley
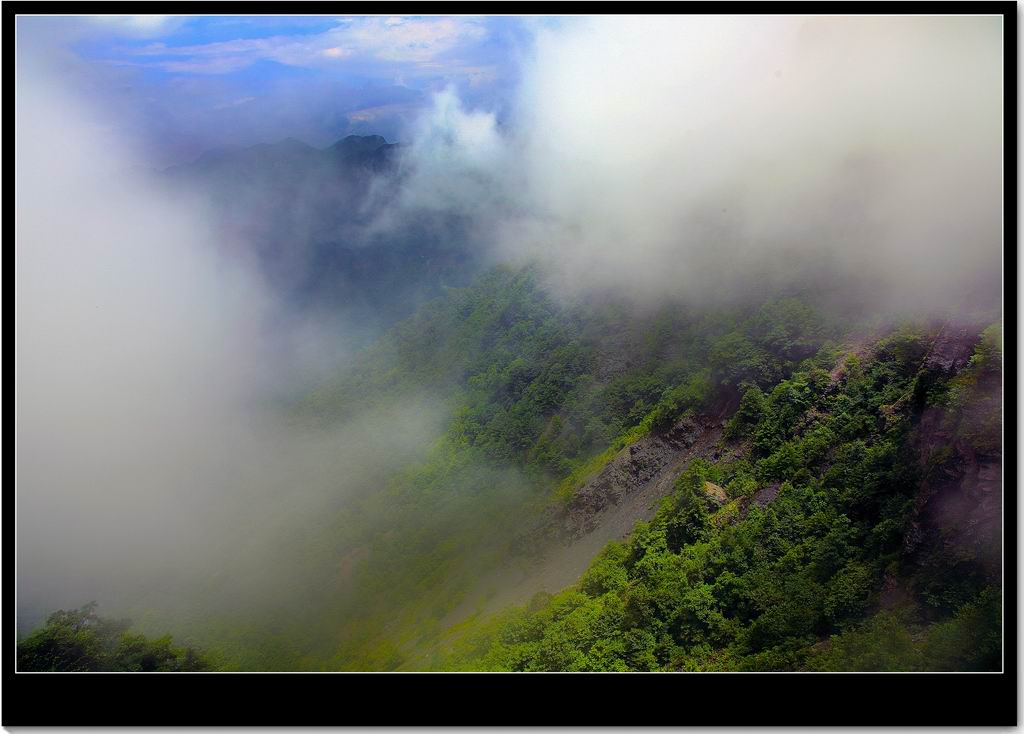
[14,13,1004,674]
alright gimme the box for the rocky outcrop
[905,332,1002,579]
[702,481,729,508]
[906,413,1001,576]
[564,414,731,540]
[483,412,740,618]
[750,483,781,511]
[515,412,738,552]
[560,414,719,538]
[923,324,982,374]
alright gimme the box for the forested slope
[20,265,1001,672]
[437,320,1002,671]
[282,266,999,671]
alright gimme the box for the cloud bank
[395,15,1003,313]
[14,67,447,637]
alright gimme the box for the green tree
[17,603,209,672]
[666,465,712,552]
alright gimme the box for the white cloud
[343,16,487,62]
[393,15,1003,313]
[120,16,489,74]
[15,59,451,626]
[322,46,353,59]
[390,86,507,214]
[87,15,184,37]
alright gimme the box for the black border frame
[4,1,1018,726]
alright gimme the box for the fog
[15,14,1003,660]
[15,70,448,639]
[391,16,1002,313]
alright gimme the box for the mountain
[19,255,1002,672]
[329,134,399,166]
[163,135,482,336]
[31,133,1004,673]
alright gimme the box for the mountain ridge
[160,131,480,337]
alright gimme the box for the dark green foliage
[708,331,775,387]
[17,603,208,672]
[807,587,1001,672]
[748,298,826,363]
[707,298,829,388]
[805,611,925,671]
[725,385,765,438]
[648,371,714,433]
[442,322,1000,672]
[823,561,876,627]
[922,587,1002,671]
[665,463,712,551]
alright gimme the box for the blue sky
[18,15,554,164]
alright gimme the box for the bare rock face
[908,436,1002,575]
[559,414,716,539]
[511,413,730,555]
[924,325,981,374]
[905,333,1002,579]
[735,482,782,520]
[750,483,781,510]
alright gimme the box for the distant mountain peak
[331,134,391,154]
[278,136,314,150]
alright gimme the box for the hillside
[145,264,997,671]
[17,259,1002,672]
[14,12,1006,688]
[435,317,1002,671]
